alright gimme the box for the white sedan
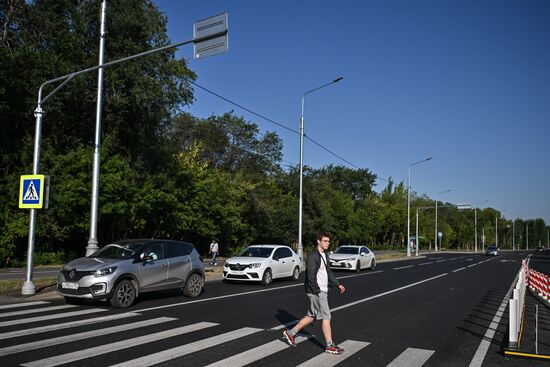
[223,245,301,285]
[329,245,376,272]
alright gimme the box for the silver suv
[57,239,205,308]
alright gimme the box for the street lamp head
[332,77,344,83]
[426,157,432,161]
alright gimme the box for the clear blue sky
[154,0,550,224]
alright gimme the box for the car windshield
[335,247,359,255]
[91,243,144,259]
[487,246,497,251]
[239,247,274,258]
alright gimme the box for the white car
[223,245,301,285]
[329,245,376,272]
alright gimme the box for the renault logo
[69,269,76,279]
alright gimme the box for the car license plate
[231,271,245,276]
[62,282,79,290]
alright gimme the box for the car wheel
[261,268,272,286]
[109,279,136,308]
[64,296,84,305]
[291,266,300,281]
[370,258,376,270]
[355,260,361,272]
[183,273,203,298]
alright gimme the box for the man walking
[209,239,219,266]
[283,231,346,354]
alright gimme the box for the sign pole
[22,106,44,295]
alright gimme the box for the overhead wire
[187,79,389,183]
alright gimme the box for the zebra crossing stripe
[21,322,219,367]
[0,312,140,340]
[0,304,76,318]
[0,308,108,327]
[296,340,370,367]
[386,347,434,367]
[109,327,263,367]
[205,334,312,367]
[0,301,49,310]
[0,317,176,356]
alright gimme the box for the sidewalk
[505,251,550,361]
[516,291,550,357]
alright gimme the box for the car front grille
[228,264,250,271]
[61,270,95,281]
[227,274,249,279]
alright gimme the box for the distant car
[536,246,545,252]
[57,239,205,308]
[223,245,301,285]
[485,246,499,256]
[329,245,376,272]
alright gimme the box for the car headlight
[250,263,262,268]
[93,266,118,277]
[224,263,229,268]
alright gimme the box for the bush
[33,251,66,266]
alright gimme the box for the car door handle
[161,263,168,267]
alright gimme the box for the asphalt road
[0,251,547,366]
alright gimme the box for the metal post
[435,200,438,252]
[482,227,485,249]
[87,0,107,256]
[526,222,529,250]
[298,103,305,268]
[415,208,419,256]
[474,208,478,253]
[407,166,411,257]
[22,106,44,295]
[496,214,499,248]
[535,304,539,355]
[513,220,515,251]
[297,77,342,268]
[407,157,431,257]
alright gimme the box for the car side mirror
[329,251,334,254]
[141,254,153,264]
[360,252,367,256]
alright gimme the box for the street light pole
[433,189,451,252]
[297,77,343,267]
[86,0,107,256]
[512,219,515,250]
[496,214,499,248]
[526,221,529,250]
[407,157,432,257]
[416,208,419,256]
[472,200,488,253]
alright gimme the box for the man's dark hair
[316,231,333,242]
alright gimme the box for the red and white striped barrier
[528,268,550,302]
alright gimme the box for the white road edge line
[452,267,466,272]
[468,271,517,367]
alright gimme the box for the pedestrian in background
[209,239,219,265]
[283,231,346,355]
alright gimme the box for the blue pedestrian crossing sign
[19,174,47,209]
